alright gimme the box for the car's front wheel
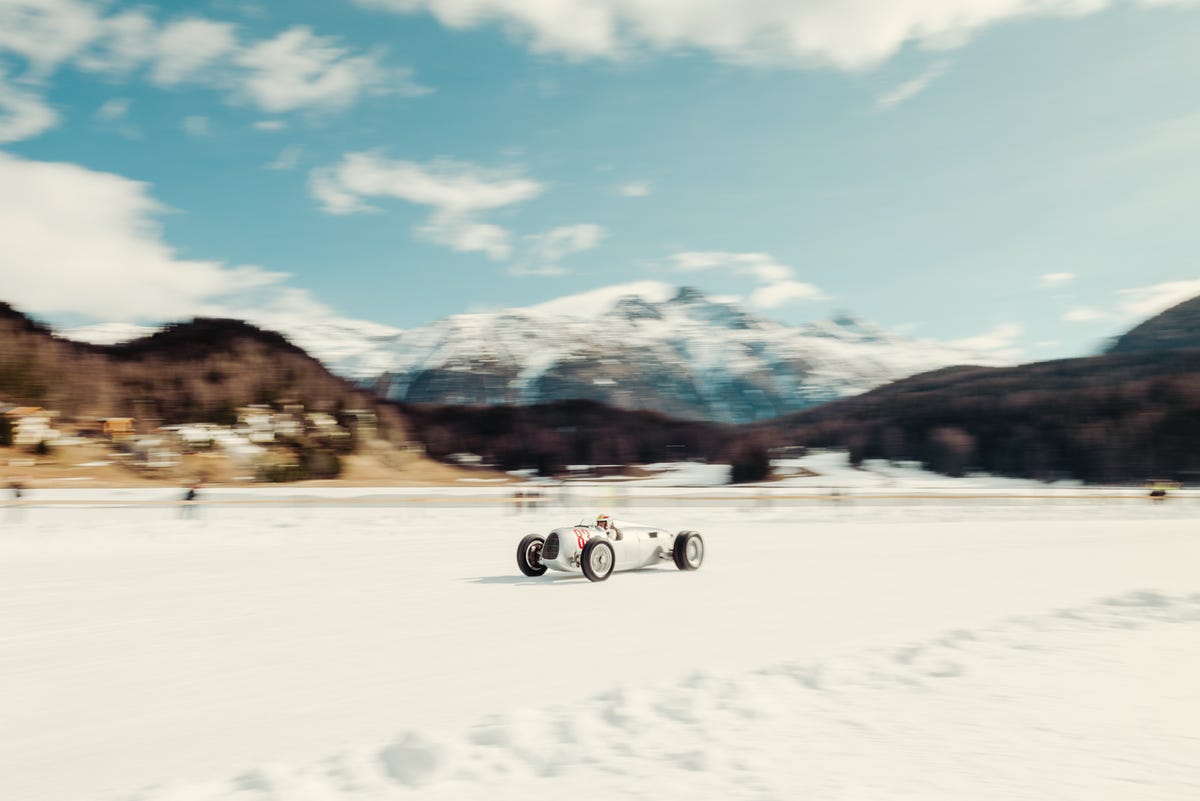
[581,538,615,582]
[673,531,704,571]
[517,534,547,576]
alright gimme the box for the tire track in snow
[112,590,1200,801]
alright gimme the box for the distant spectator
[181,484,200,519]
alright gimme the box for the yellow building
[103,418,135,440]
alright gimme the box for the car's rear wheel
[673,531,704,571]
[517,534,547,576]
[581,538,615,582]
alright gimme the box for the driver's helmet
[596,514,611,529]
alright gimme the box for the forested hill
[0,305,396,433]
[755,348,1200,483]
[1108,295,1200,354]
[397,398,742,475]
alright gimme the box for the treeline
[396,398,772,478]
[756,350,1200,483]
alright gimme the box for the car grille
[542,532,559,560]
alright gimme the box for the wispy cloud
[310,153,544,260]
[353,0,1158,71]
[1117,278,1200,318]
[512,223,605,276]
[618,181,651,197]
[875,62,949,111]
[0,0,104,77]
[149,17,240,86]
[950,322,1023,359]
[182,115,210,137]
[669,251,823,309]
[0,6,432,144]
[1054,277,1200,326]
[266,144,303,171]
[0,69,58,143]
[94,97,131,122]
[233,27,425,113]
[1039,271,1076,288]
[1063,306,1107,322]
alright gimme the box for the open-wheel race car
[516,514,704,582]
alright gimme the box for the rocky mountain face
[375,284,1011,423]
[1108,295,1200,354]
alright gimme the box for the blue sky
[2,0,1199,362]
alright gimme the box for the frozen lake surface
[2,488,1198,800]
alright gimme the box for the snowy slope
[2,497,1198,801]
[377,283,1012,422]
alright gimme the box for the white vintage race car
[516,517,704,582]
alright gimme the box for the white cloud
[527,223,605,261]
[234,26,403,113]
[355,0,1141,70]
[0,69,57,142]
[0,151,286,322]
[1039,271,1076,288]
[514,223,605,275]
[266,144,303,171]
[182,115,210,137]
[94,97,131,122]
[668,251,823,309]
[0,6,429,118]
[951,322,1023,357]
[1063,306,1108,322]
[92,96,141,140]
[619,181,651,197]
[750,280,823,308]
[1117,278,1200,318]
[420,212,514,259]
[150,17,239,86]
[875,61,949,111]
[253,119,287,131]
[310,153,544,259]
[1047,277,1200,328]
[74,9,157,75]
[0,0,104,77]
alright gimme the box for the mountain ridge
[373,284,1012,423]
[0,306,392,432]
[59,283,1015,423]
[48,285,1200,427]
[1108,294,1200,354]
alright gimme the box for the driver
[596,514,621,539]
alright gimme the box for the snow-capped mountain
[60,283,1014,423]
[375,283,1012,423]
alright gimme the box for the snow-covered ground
[2,489,1198,801]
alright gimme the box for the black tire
[517,534,547,576]
[673,531,704,571]
[581,538,615,582]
